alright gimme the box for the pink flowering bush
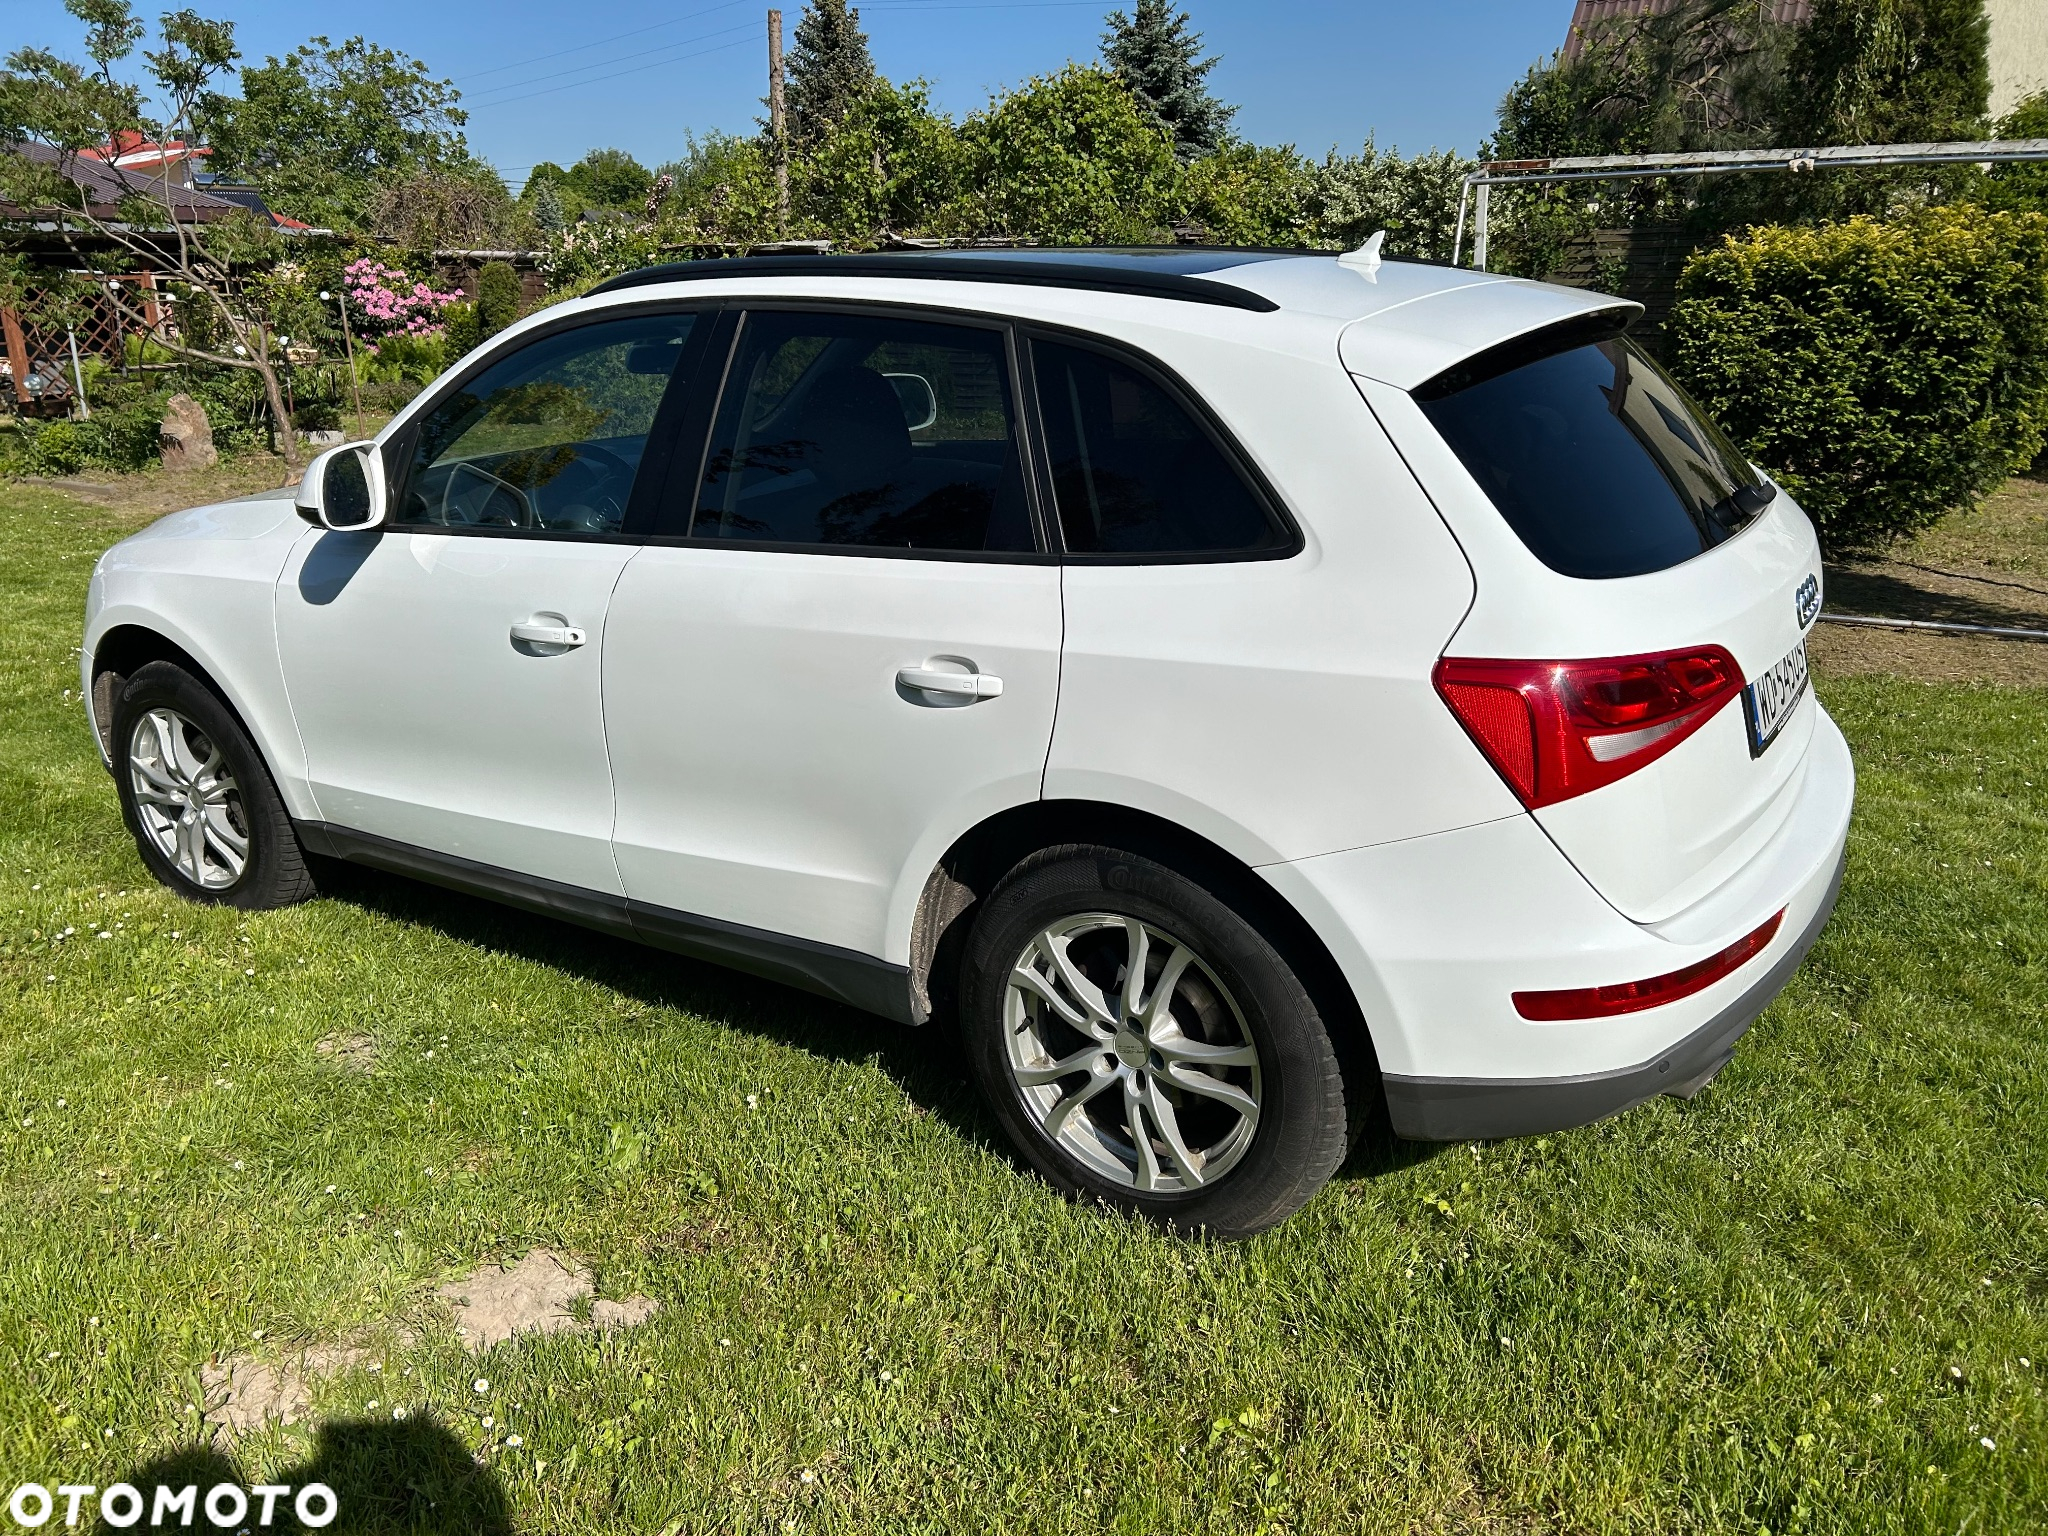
[343,257,464,339]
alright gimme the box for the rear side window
[1031,338,1289,557]
[691,310,1034,552]
[1417,331,1772,580]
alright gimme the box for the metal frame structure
[1452,139,2048,270]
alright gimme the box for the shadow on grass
[311,859,1433,1201]
[311,857,994,1142]
[1824,563,2048,630]
[93,1415,510,1533]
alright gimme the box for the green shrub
[1172,143,1314,247]
[362,334,449,387]
[475,261,522,337]
[9,401,164,476]
[442,300,483,359]
[1668,204,2048,550]
[954,66,1178,244]
[173,368,269,456]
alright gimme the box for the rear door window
[1030,338,1291,557]
[1416,330,1772,580]
[689,309,1036,553]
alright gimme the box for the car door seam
[599,542,651,896]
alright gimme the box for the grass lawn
[2,475,2045,1533]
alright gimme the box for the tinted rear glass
[1033,338,1288,556]
[1418,334,1770,579]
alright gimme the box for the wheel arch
[88,621,298,807]
[909,798,1381,1100]
[89,623,210,761]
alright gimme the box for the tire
[960,844,1352,1237]
[110,660,316,910]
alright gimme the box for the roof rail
[586,253,1283,312]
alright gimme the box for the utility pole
[768,8,789,236]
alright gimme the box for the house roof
[2,140,246,223]
[1563,0,1813,61]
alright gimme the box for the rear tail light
[1513,909,1784,1020]
[1433,646,1745,809]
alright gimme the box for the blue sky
[2,0,1570,187]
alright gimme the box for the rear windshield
[1417,329,1771,580]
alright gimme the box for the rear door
[603,304,1062,974]
[1358,322,1825,924]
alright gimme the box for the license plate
[1741,638,1809,757]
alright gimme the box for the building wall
[1989,0,2048,117]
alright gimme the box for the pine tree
[530,178,566,234]
[1101,0,1235,160]
[785,0,878,149]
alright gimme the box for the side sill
[294,820,917,1025]
[1382,850,1845,1142]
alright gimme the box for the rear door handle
[511,621,587,648]
[897,665,1003,699]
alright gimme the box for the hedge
[1667,204,2048,550]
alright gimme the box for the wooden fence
[2,272,164,412]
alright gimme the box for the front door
[604,305,1062,966]
[275,310,699,893]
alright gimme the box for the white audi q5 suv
[82,248,1852,1234]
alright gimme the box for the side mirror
[884,372,939,433]
[295,442,390,532]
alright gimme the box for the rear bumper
[1260,704,1854,1141]
[1380,850,1843,1139]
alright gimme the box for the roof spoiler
[1412,307,1640,401]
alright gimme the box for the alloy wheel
[1004,913,1262,1193]
[127,708,250,890]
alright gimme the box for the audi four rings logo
[1796,573,1820,629]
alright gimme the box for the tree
[785,0,877,149]
[529,176,567,234]
[955,66,1178,244]
[1492,0,1791,162]
[1781,0,1990,146]
[1980,91,2048,215]
[196,35,468,231]
[1100,0,1234,160]
[0,0,310,471]
[653,132,781,245]
[793,80,966,243]
[566,147,653,210]
[1172,142,1313,246]
[369,163,515,248]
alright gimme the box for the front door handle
[897,664,1003,700]
[511,619,587,649]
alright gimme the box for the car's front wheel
[110,660,316,910]
[961,844,1353,1237]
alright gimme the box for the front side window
[1416,331,1772,580]
[690,310,1034,552]
[1031,338,1288,557]
[400,313,697,536]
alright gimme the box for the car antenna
[1338,230,1386,275]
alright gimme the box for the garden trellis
[1452,139,2048,270]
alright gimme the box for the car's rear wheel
[961,844,1352,1237]
[111,661,316,910]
